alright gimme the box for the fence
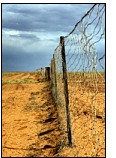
[50,4,105,157]
[36,67,50,80]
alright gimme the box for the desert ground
[2,72,105,157]
[2,72,62,157]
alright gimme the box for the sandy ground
[2,72,105,157]
[2,73,61,157]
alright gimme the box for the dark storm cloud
[3,4,103,72]
[2,44,52,72]
[2,4,93,33]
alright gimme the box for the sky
[2,3,105,72]
[2,4,95,72]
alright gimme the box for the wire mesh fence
[50,4,105,157]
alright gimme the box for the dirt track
[2,73,61,157]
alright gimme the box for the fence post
[50,57,57,102]
[60,36,72,146]
[45,67,50,81]
[53,54,58,103]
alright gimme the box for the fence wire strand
[51,4,105,157]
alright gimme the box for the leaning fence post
[60,36,72,146]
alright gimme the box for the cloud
[2,44,52,72]
[2,4,93,33]
[2,4,105,72]
[9,33,40,41]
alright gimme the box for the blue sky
[2,4,105,72]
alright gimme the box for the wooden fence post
[53,54,57,103]
[50,59,53,81]
[45,67,50,81]
[60,36,72,146]
[50,57,57,102]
